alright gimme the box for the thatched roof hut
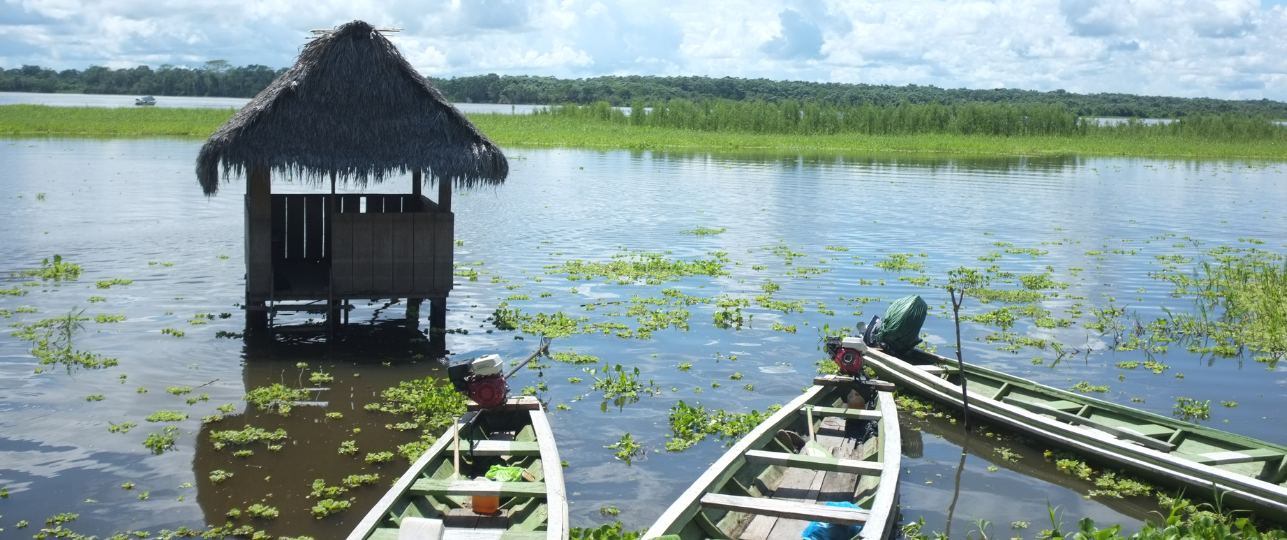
[195,20,507,195]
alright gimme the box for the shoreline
[3,105,1285,160]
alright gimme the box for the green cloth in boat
[485,465,525,482]
[877,295,926,354]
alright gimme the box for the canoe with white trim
[643,377,902,540]
[347,397,568,540]
[864,346,1287,522]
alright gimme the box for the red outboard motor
[447,354,509,409]
[824,336,870,377]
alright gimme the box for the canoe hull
[866,348,1287,522]
[645,379,901,540]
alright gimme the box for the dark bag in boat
[874,295,927,354]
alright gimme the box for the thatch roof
[195,20,507,195]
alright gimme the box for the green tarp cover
[485,465,524,482]
[878,295,927,354]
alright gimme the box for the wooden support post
[406,298,422,330]
[429,297,447,356]
[412,170,422,198]
[438,176,451,213]
[329,171,338,333]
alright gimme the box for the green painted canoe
[347,397,568,540]
[865,347,1287,521]
[644,377,902,540]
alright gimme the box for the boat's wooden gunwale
[347,399,564,540]
[866,349,1287,521]
[858,391,901,540]
[347,412,475,540]
[643,386,829,539]
[645,383,900,540]
[905,349,1284,451]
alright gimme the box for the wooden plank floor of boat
[737,416,872,540]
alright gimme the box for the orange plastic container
[472,495,499,514]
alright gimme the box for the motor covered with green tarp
[863,295,927,354]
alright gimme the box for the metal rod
[503,337,553,379]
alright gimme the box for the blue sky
[2,0,1286,101]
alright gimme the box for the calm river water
[1,138,1285,538]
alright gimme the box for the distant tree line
[0,62,284,98]
[3,62,1285,119]
[544,100,1285,140]
[436,74,1287,119]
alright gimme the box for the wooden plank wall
[332,194,453,297]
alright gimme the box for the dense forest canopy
[3,62,1285,119]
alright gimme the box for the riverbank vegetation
[7,64,1287,118]
[4,104,1286,159]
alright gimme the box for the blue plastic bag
[801,502,864,540]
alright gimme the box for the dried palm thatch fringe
[195,20,507,195]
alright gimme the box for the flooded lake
[1,137,1285,538]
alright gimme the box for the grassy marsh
[3,104,1287,159]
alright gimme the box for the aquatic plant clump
[12,255,83,281]
[665,400,778,451]
[209,425,288,450]
[545,251,727,285]
[244,383,311,416]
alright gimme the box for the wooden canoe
[347,397,569,540]
[865,347,1287,521]
[644,377,902,540]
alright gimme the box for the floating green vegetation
[94,278,132,289]
[506,293,531,301]
[570,521,646,540]
[338,440,359,455]
[606,433,644,465]
[1004,247,1049,258]
[971,288,1047,304]
[546,251,727,285]
[681,227,726,236]
[364,376,467,453]
[309,478,349,499]
[1070,382,1109,393]
[311,498,352,518]
[85,394,104,402]
[209,470,233,484]
[1116,361,1140,369]
[770,323,798,333]
[0,306,38,318]
[143,426,179,454]
[210,425,288,450]
[1045,449,1154,499]
[167,386,192,396]
[12,255,83,281]
[713,295,751,329]
[364,451,394,464]
[977,252,1002,262]
[13,309,118,374]
[246,504,279,520]
[962,307,1019,330]
[92,314,125,323]
[309,372,333,385]
[874,253,925,272]
[244,383,311,416]
[552,351,599,364]
[107,421,137,433]
[1153,247,1286,369]
[145,411,188,422]
[993,447,1022,463]
[160,327,185,337]
[0,286,28,296]
[1173,397,1212,424]
[666,400,778,451]
[589,364,661,400]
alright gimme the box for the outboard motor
[824,335,869,377]
[447,354,509,409]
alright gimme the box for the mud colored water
[1,138,1285,538]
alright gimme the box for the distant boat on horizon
[134,95,156,106]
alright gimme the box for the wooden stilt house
[195,20,507,333]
